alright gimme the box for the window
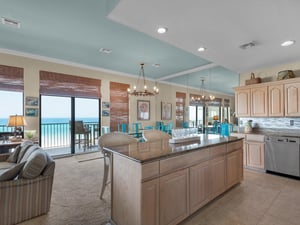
[0,65,24,132]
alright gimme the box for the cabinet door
[226,151,239,188]
[210,155,226,199]
[246,141,265,169]
[269,84,284,116]
[189,161,210,214]
[285,82,300,116]
[251,86,268,117]
[235,89,250,117]
[160,168,189,225]
[142,179,159,225]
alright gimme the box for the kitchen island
[104,134,243,225]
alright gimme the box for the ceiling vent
[1,17,21,28]
[99,48,112,54]
[239,41,256,50]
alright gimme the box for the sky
[0,91,99,119]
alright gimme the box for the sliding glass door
[41,96,71,156]
[74,97,100,154]
[41,95,100,156]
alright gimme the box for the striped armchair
[0,143,55,225]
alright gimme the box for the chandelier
[191,78,215,102]
[127,63,159,96]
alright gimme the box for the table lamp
[7,114,27,141]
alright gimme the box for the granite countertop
[103,134,243,163]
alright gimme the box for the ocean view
[0,118,99,148]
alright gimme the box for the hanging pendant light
[127,63,159,96]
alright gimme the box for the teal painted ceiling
[0,0,246,95]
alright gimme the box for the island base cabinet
[210,155,226,200]
[189,161,210,214]
[226,150,240,188]
[142,179,159,225]
[159,168,189,225]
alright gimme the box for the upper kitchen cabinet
[234,77,300,118]
[285,82,300,116]
[269,84,284,117]
[250,86,268,117]
[234,85,268,117]
[235,88,250,117]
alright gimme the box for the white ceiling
[110,0,300,73]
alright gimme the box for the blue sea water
[0,117,98,131]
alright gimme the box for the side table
[0,141,22,154]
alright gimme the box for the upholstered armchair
[0,142,55,225]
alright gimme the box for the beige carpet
[19,151,111,225]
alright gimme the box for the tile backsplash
[239,117,300,130]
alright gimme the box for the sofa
[0,141,55,225]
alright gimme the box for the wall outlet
[290,120,294,126]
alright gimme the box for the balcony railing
[0,122,100,149]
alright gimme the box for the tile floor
[180,170,300,225]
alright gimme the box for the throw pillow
[6,145,22,163]
[16,141,34,163]
[0,162,26,182]
[19,150,47,179]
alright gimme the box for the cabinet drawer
[210,144,226,158]
[142,161,159,180]
[230,133,246,139]
[246,134,265,142]
[227,140,243,153]
[160,148,209,175]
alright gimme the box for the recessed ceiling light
[281,40,295,47]
[157,27,168,34]
[1,17,21,28]
[197,47,206,52]
[99,48,112,54]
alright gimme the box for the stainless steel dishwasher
[265,136,300,177]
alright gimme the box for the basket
[245,73,261,85]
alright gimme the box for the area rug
[19,151,111,225]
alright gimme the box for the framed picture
[161,102,172,120]
[25,108,38,117]
[25,96,39,106]
[102,110,110,117]
[102,101,110,109]
[137,100,150,120]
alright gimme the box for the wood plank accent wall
[110,81,129,132]
[0,64,24,91]
[40,71,101,98]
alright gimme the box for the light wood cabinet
[111,139,243,225]
[142,179,159,225]
[210,155,226,199]
[235,88,250,117]
[226,150,241,188]
[269,84,284,116]
[285,82,300,116]
[159,168,189,225]
[234,86,268,117]
[251,86,268,117]
[189,161,210,214]
[234,77,300,118]
[245,141,265,170]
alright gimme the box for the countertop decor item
[244,120,253,133]
[245,72,261,85]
